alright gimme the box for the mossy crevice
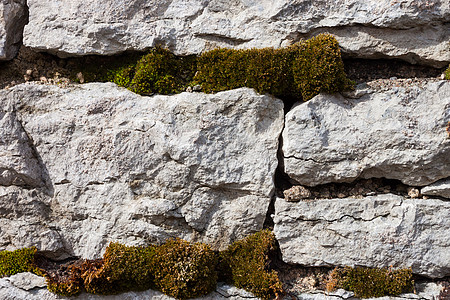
[75,34,354,102]
[1,231,282,299]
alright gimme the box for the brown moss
[44,262,83,297]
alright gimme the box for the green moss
[194,34,353,101]
[73,35,352,101]
[82,243,156,295]
[445,65,450,80]
[0,247,37,277]
[219,229,283,300]
[292,34,355,100]
[194,46,299,100]
[152,238,218,300]
[327,266,414,298]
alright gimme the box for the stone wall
[0,1,449,299]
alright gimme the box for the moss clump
[152,238,218,300]
[445,65,450,80]
[0,247,37,277]
[326,266,414,298]
[108,47,197,95]
[194,34,353,101]
[45,263,83,297]
[194,46,299,100]
[292,34,354,100]
[81,243,156,294]
[219,229,283,300]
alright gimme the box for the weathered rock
[274,194,450,278]
[283,185,311,202]
[6,273,46,291]
[0,0,28,60]
[294,282,443,299]
[23,0,450,67]
[0,186,65,256]
[0,111,45,188]
[0,278,257,300]
[0,83,283,258]
[421,178,450,198]
[283,80,450,187]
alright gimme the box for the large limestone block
[0,83,283,258]
[283,80,450,187]
[274,194,450,278]
[23,0,450,67]
[0,0,27,60]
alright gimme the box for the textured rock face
[0,0,27,60]
[23,0,450,66]
[282,80,450,187]
[0,83,283,258]
[421,178,450,198]
[274,194,450,278]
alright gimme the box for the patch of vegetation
[326,266,414,298]
[292,34,354,100]
[74,34,353,102]
[194,33,353,101]
[445,64,450,80]
[3,231,284,299]
[44,261,84,297]
[219,229,283,300]
[152,238,218,300]
[81,243,157,295]
[0,247,37,277]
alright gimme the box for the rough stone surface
[295,283,442,299]
[0,83,283,258]
[0,279,256,300]
[421,178,450,198]
[274,194,450,278]
[6,272,46,291]
[283,80,450,187]
[23,0,450,67]
[0,0,27,60]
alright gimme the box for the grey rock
[421,178,450,198]
[0,279,256,300]
[0,83,283,258]
[295,283,442,300]
[0,186,65,256]
[6,273,46,291]
[283,80,450,187]
[0,0,27,60]
[274,194,450,278]
[0,110,44,188]
[23,0,450,67]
